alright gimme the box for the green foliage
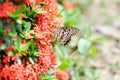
[40,69,55,80]
[77,26,98,57]
[73,68,81,80]
[8,51,14,56]
[55,1,101,80]
[57,4,81,27]
[53,44,70,70]
[63,8,81,26]
[58,58,70,70]
[78,38,91,54]
[23,22,31,33]
[0,20,3,34]
[0,0,102,79]
[0,0,4,3]
[84,67,100,80]
[7,5,26,19]
[0,4,40,57]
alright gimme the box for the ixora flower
[54,69,69,80]
[0,0,14,18]
[0,0,59,79]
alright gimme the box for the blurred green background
[54,0,120,80]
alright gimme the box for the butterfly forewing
[55,27,79,46]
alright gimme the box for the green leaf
[7,12,19,18]
[42,77,53,80]
[63,8,81,26]
[14,4,26,15]
[16,25,22,32]
[29,57,34,64]
[21,42,31,50]
[0,44,6,50]
[23,22,31,33]
[25,5,37,18]
[8,26,17,37]
[7,5,26,19]
[0,28,3,34]
[4,37,11,46]
[86,26,91,39]
[74,68,81,80]
[29,40,35,52]
[0,20,3,34]
[89,45,97,57]
[8,51,14,56]
[37,2,45,6]
[7,12,15,18]
[53,44,65,59]
[13,34,20,47]
[91,37,106,42]
[85,68,93,78]
[16,19,22,24]
[78,38,91,53]
[33,52,40,56]
[28,10,37,18]
[58,58,70,70]
[19,42,31,52]
[93,69,100,79]
[15,55,22,64]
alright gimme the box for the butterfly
[55,27,80,46]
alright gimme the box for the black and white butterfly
[55,27,79,46]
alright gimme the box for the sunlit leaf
[0,44,6,50]
[85,67,93,78]
[58,58,70,70]
[19,42,31,52]
[53,44,66,59]
[33,52,40,56]
[74,68,81,80]
[23,22,31,33]
[29,57,34,64]
[91,37,106,42]
[15,55,22,64]
[7,12,19,18]
[78,38,91,53]
[8,51,14,56]
[89,45,97,57]
[93,69,100,79]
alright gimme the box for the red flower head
[54,69,69,80]
[0,0,59,79]
[0,0,14,18]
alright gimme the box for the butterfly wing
[55,27,79,46]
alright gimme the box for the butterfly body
[55,27,79,46]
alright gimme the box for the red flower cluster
[0,0,14,18]
[0,0,58,79]
[54,69,69,80]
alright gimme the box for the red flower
[0,0,14,18]
[15,0,42,5]
[54,69,69,80]
[19,13,25,19]
[0,0,58,79]
[63,3,74,10]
